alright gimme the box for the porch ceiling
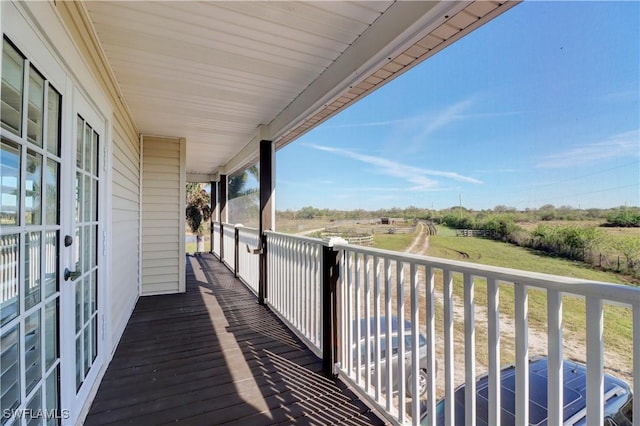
[84,1,518,177]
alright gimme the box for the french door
[1,33,104,425]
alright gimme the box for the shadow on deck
[85,253,385,425]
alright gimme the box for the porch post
[219,174,227,262]
[322,240,341,377]
[259,140,275,305]
[210,181,218,254]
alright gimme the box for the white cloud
[536,129,640,168]
[305,143,482,190]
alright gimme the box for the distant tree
[186,183,211,252]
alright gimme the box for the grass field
[371,225,635,384]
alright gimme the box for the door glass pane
[0,325,20,423]
[45,366,60,426]
[1,139,20,225]
[75,171,82,222]
[91,316,97,363]
[46,86,61,156]
[92,131,99,177]
[26,150,42,225]
[83,175,91,222]
[45,299,58,369]
[46,159,59,225]
[75,279,82,334]
[25,231,41,310]
[0,234,19,326]
[83,278,90,326]
[74,226,82,273]
[44,231,58,298]
[91,225,97,269]
[24,310,41,395]
[83,225,91,273]
[27,67,44,146]
[1,39,24,136]
[84,124,91,172]
[92,179,98,222]
[26,388,42,426]
[90,271,97,314]
[83,326,90,376]
[76,116,83,168]
[75,335,82,390]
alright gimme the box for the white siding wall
[110,116,141,345]
[141,136,186,295]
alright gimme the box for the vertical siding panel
[141,136,185,295]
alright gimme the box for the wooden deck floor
[85,254,385,425]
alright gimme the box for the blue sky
[275,1,639,211]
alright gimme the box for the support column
[259,140,275,305]
[322,241,341,377]
[210,181,218,254]
[219,174,227,262]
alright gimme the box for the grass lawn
[372,232,416,251]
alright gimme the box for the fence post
[322,237,346,377]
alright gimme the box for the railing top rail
[336,243,640,307]
[265,230,329,246]
[236,226,260,235]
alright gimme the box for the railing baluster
[586,296,604,426]
[355,252,362,386]
[515,283,529,426]
[464,273,476,426]
[385,258,393,413]
[634,304,640,426]
[373,255,381,402]
[410,262,419,424]
[487,277,500,426]
[364,253,371,393]
[397,261,405,424]
[443,269,454,426]
[424,266,436,426]
[547,289,563,426]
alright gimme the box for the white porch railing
[335,243,639,426]
[265,231,324,356]
[237,226,260,294]
[221,223,235,271]
[207,223,639,426]
[212,222,220,257]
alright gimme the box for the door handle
[64,268,80,281]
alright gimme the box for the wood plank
[85,253,383,426]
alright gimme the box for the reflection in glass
[47,86,61,156]
[76,116,83,168]
[84,175,91,222]
[1,139,20,225]
[45,299,58,369]
[27,67,45,146]
[44,231,58,297]
[74,227,81,273]
[83,326,90,376]
[75,280,82,334]
[26,388,42,426]
[46,159,59,225]
[75,172,82,223]
[24,310,41,395]
[84,123,92,172]
[90,271,97,314]
[26,150,42,225]
[24,231,41,310]
[1,39,24,135]
[0,325,20,421]
[91,225,97,269]
[92,316,98,363]
[83,224,91,274]
[75,335,82,390]
[92,131,99,177]
[0,234,19,326]
[46,367,60,426]
[93,179,99,221]
[83,276,90,326]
